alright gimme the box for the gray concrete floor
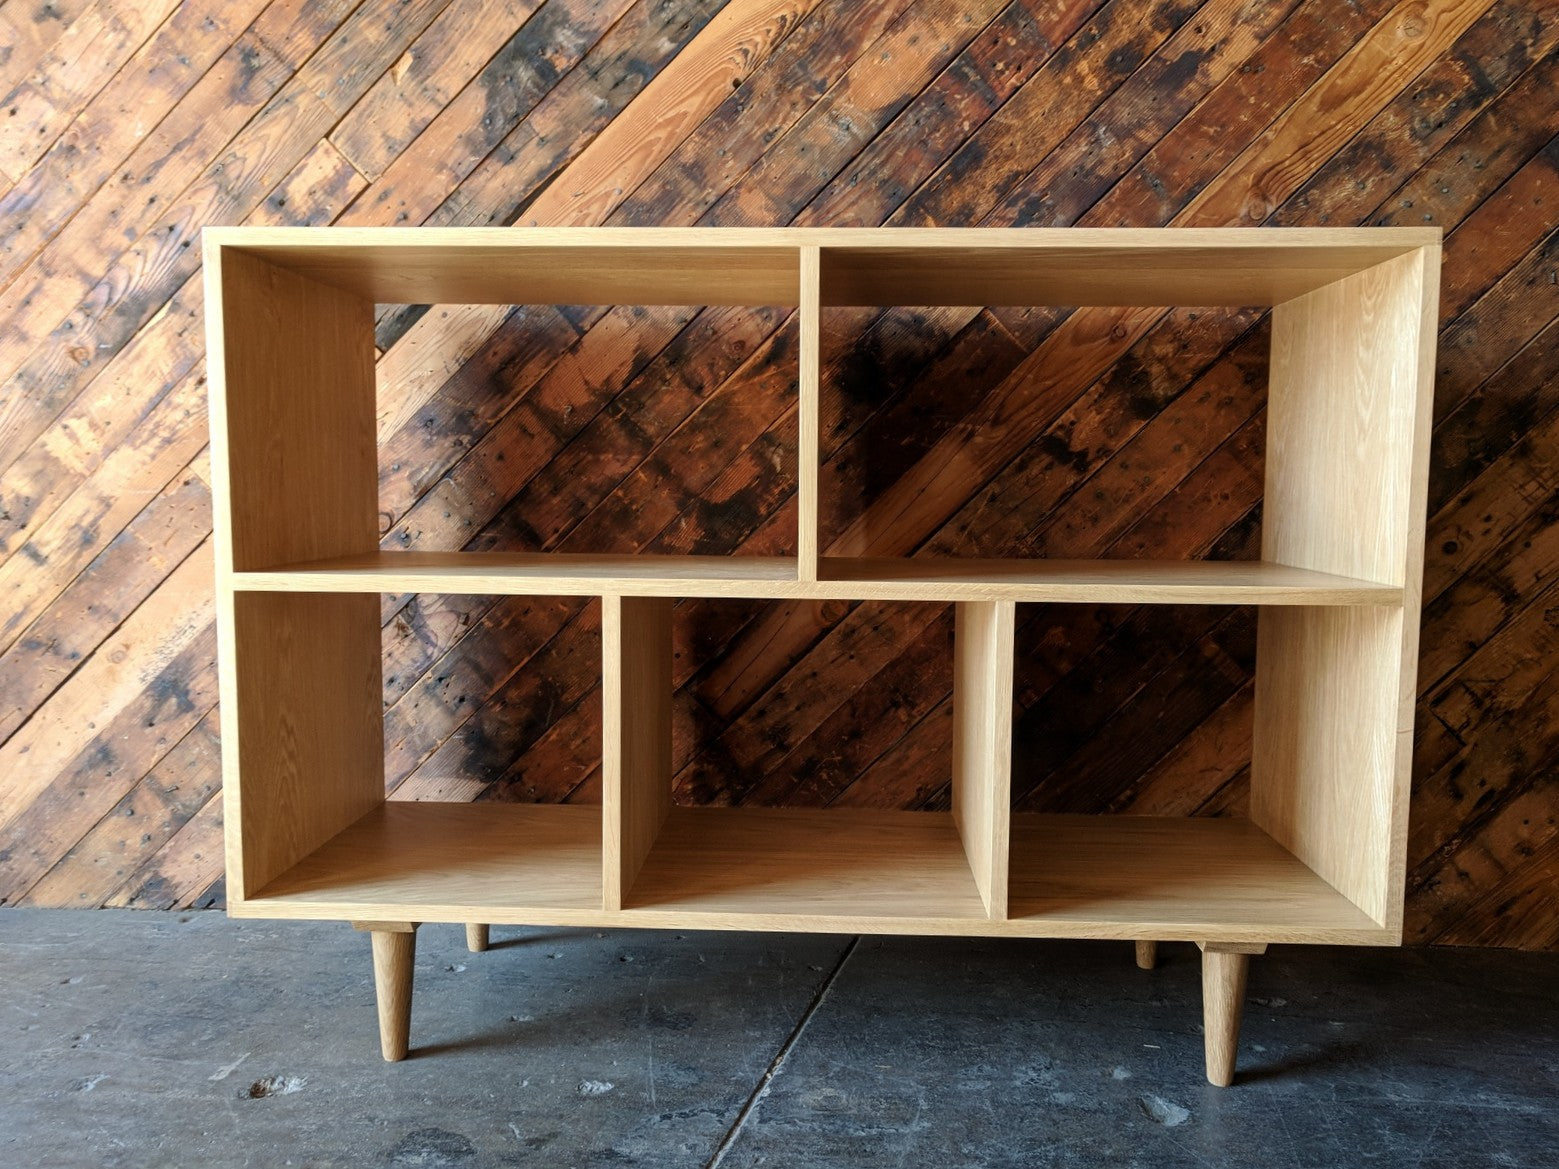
[0,911,1555,1168]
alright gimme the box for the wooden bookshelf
[205,226,1439,1084]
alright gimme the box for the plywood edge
[200,225,1442,252]
[1381,241,1442,935]
[203,236,246,907]
[798,245,821,581]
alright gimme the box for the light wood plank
[1008,815,1384,943]
[226,592,384,899]
[206,245,378,573]
[798,245,821,579]
[206,225,1437,306]
[601,595,673,910]
[624,806,989,924]
[250,802,604,919]
[1252,247,1439,931]
[952,600,1014,918]
[231,551,1402,605]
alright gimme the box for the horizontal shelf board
[817,558,1401,605]
[1009,814,1384,938]
[624,806,990,924]
[230,552,1400,605]
[246,802,603,921]
[208,226,1437,307]
[233,553,802,596]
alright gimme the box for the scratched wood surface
[0,0,1554,949]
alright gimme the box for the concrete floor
[1,911,1555,1168]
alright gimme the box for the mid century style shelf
[204,226,1439,1085]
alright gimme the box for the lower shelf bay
[240,802,1387,943]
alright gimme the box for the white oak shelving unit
[204,226,1439,1085]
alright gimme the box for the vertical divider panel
[952,600,1016,919]
[602,595,674,910]
[205,240,383,903]
[1252,246,1439,932]
[797,245,822,581]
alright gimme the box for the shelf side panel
[952,600,1015,918]
[228,592,385,899]
[1255,246,1437,932]
[798,246,821,581]
[602,595,673,910]
[1264,248,1431,587]
[1251,606,1404,928]
[210,247,378,572]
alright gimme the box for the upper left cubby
[204,228,816,595]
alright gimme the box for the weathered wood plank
[0,540,214,848]
[893,0,1204,227]
[703,0,1012,226]
[1175,0,1497,225]
[22,710,222,907]
[0,0,182,180]
[617,0,918,225]
[338,0,637,229]
[249,0,363,70]
[328,0,540,181]
[0,1,93,108]
[0,0,449,472]
[104,789,225,910]
[798,0,1104,228]
[0,0,272,288]
[0,30,293,311]
[986,0,1314,229]
[0,136,367,661]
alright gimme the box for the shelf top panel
[205,226,1439,308]
[229,551,1402,605]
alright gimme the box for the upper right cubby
[809,229,1440,606]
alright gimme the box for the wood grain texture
[1,0,1554,951]
[602,595,672,910]
[952,600,1014,918]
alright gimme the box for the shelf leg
[465,924,490,953]
[1134,941,1158,970]
[354,921,419,1061]
[1198,942,1266,1086]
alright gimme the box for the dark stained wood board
[0,0,1554,950]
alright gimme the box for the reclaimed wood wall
[0,0,1554,949]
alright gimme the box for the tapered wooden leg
[1198,942,1266,1086]
[1134,941,1158,970]
[466,924,490,952]
[354,922,418,1061]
